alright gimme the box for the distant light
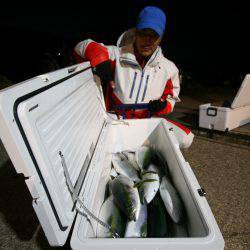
[58,52,61,56]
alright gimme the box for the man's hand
[148,99,167,112]
[92,61,115,88]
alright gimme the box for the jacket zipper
[135,71,144,104]
[129,72,137,98]
[141,75,149,102]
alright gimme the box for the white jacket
[74,29,180,117]
[74,30,194,148]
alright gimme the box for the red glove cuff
[85,42,109,67]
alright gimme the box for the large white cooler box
[199,74,250,131]
[0,62,224,249]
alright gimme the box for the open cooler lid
[231,74,250,108]
[0,62,106,246]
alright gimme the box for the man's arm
[149,65,180,115]
[74,39,116,86]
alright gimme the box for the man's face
[135,28,162,57]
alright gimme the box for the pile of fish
[97,146,188,238]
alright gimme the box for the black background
[0,1,249,86]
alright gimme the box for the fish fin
[134,179,158,188]
[141,170,158,176]
[120,151,129,160]
[110,175,115,180]
[138,188,145,204]
[134,181,143,188]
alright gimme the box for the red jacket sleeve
[154,78,174,116]
[74,40,109,67]
[84,42,109,67]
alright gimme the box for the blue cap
[136,6,166,37]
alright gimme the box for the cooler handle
[206,107,217,117]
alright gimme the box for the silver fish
[121,150,140,171]
[139,164,160,204]
[147,193,169,237]
[112,153,140,182]
[110,175,141,221]
[151,148,169,178]
[110,167,118,179]
[97,195,126,238]
[171,221,189,237]
[159,176,184,223]
[104,180,111,200]
[125,203,147,237]
[107,168,118,197]
[135,146,153,170]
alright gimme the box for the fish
[105,168,119,198]
[121,150,140,171]
[135,146,153,170]
[138,164,160,204]
[125,203,147,237]
[97,195,126,238]
[164,208,189,238]
[104,180,111,200]
[159,176,184,223]
[110,175,141,221]
[106,179,114,197]
[112,153,140,182]
[110,167,118,179]
[171,220,189,237]
[147,193,169,237]
[151,148,170,178]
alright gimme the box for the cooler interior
[73,118,209,245]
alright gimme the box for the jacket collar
[120,44,162,68]
[118,28,163,68]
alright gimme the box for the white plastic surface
[70,119,224,250]
[0,63,224,249]
[0,62,106,246]
[199,103,250,131]
[199,74,250,131]
[231,74,250,108]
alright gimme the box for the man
[74,6,193,148]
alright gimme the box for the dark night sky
[0,1,249,85]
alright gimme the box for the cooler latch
[207,107,217,116]
[198,188,206,197]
